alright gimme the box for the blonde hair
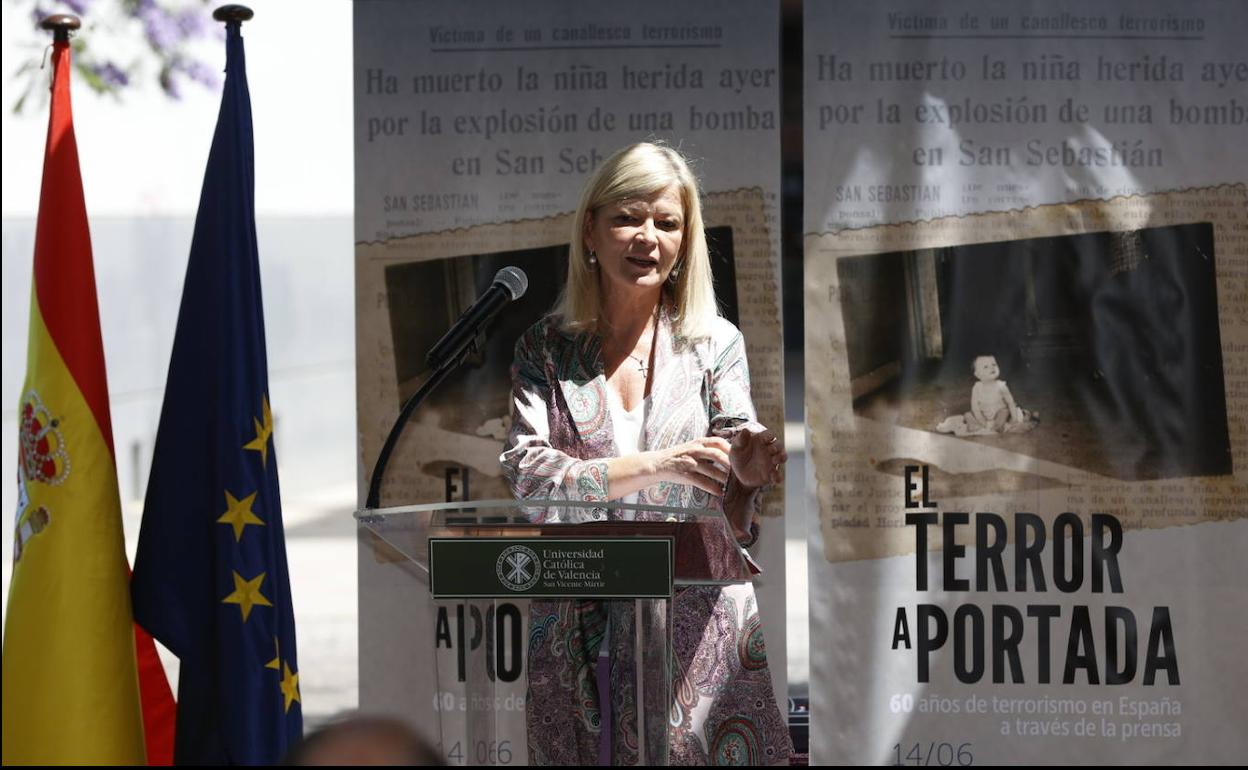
[554,141,717,339]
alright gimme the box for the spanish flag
[2,36,152,765]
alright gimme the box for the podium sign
[429,538,673,599]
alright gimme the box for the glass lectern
[356,499,751,766]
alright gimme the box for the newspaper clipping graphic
[354,1,784,764]
[804,0,1247,763]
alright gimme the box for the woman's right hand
[649,437,731,496]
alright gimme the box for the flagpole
[38,13,80,42]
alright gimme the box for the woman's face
[585,184,685,301]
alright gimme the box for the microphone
[426,266,528,368]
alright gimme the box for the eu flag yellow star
[265,636,281,671]
[221,570,273,622]
[279,662,301,713]
[243,394,274,468]
[217,489,265,542]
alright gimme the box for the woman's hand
[729,426,786,490]
[650,437,732,496]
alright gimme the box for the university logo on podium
[495,545,541,591]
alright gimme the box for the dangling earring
[667,263,681,284]
[587,249,598,269]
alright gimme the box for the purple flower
[139,5,184,52]
[62,0,94,15]
[176,7,213,37]
[13,0,220,111]
[176,57,219,89]
[91,60,129,87]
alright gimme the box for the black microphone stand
[364,330,483,511]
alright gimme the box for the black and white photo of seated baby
[936,354,1039,436]
[838,222,1231,482]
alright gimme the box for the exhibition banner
[804,0,1247,763]
[354,1,784,764]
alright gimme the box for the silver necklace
[619,308,659,377]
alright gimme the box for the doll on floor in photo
[936,355,1039,437]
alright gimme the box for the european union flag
[131,16,301,765]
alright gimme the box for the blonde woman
[501,142,791,765]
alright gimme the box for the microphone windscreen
[493,266,528,301]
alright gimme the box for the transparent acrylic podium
[355,499,751,766]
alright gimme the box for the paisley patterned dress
[501,309,792,766]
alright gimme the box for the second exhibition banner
[804,0,1247,764]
